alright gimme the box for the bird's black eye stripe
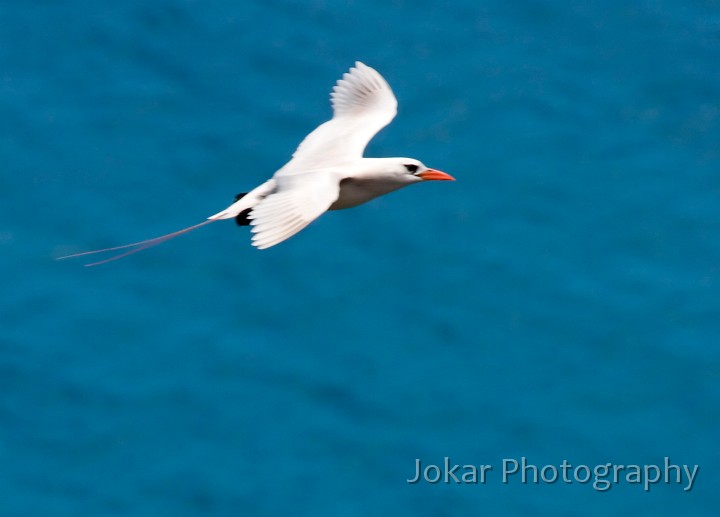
[404,164,419,173]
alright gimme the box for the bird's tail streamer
[56,219,217,267]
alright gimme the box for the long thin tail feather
[57,219,216,267]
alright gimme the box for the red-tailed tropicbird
[60,62,454,266]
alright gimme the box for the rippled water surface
[1,1,718,515]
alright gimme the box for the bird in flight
[60,62,454,266]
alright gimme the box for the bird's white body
[61,62,453,265]
[329,159,419,210]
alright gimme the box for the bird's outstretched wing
[279,62,398,173]
[249,170,341,249]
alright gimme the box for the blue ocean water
[1,0,718,515]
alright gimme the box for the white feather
[249,171,341,249]
[278,62,398,173]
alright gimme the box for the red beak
[417,168,455,181]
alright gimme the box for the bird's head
[386,158,455,184]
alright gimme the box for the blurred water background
[1,0,718,515]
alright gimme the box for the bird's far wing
[249,170,340,249]
[330,61,398,122]
[281,62,398,172]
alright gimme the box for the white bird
[60,62,454,266]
